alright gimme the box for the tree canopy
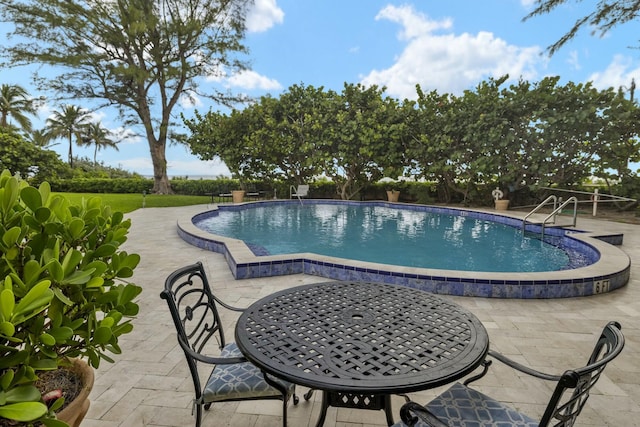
[183,77,640,204]
[0,0,252,193]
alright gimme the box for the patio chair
[290,184,309,199]
[161,262,298,427]
[396,321,624,427]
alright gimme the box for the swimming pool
[177,200,630,298]
[195,203,585,273]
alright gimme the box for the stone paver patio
[81,205,639,427]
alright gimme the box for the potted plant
[386,189,400,202]
[0,169,142,426]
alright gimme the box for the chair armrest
[211,294,245,312]
[178,334,247,365]
[400,401,448,427]
[488,349,561,381]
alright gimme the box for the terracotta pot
[232,190,245,203]
[386,190,400,202]
[57,359,94,427]
[495,199,510,210]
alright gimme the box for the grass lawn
[54,193,212,214]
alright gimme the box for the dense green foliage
[0,170,142,425]
[0,128,70,183]
[184,77,640,205]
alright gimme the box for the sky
[2,0,640,177]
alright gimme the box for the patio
[82,205,639,427]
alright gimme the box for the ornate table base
[305,389,394,427]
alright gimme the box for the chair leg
[282,396,288,427]
[195,402,202,427]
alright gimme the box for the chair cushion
[202,342,295,403]
[393,382,538,427]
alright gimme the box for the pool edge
[177,200,631,299]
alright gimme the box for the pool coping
[177,200,631,298]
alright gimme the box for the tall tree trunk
[68,134,73,168]
[149,139,172,194]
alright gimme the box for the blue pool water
[195,203,589,273]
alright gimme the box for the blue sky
[2,0,640,177]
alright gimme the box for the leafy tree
[81,121,119,165]
[44,105,92,168]
[323,83,405,200]
[525,0,640,55]
[249,84,332,184]
[0,83,37,132]
[0,127,69,182]
[183,108,253,186]
[1,0,252,194]
[28,128,57,148]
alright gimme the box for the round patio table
[235,281,489,426]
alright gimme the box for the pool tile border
[177,200,631,299]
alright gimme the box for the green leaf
[20,186,42,212]
[23,259,44,286]
[0,401,48,421]
[0,351,28,370]
[5,385,42,403]
[39,333,55,346]
[48,326,74,343]
[0,289,15,320]
[1,177,19,216]
[86,277,104,288]
[61,250,83,276]
[2,227,21,247]
[52,288,73,306]
[93,243,117,258]
[29,359,57,370]
[46,259,64,282]
[119,284,142,305]
[12,280,52,319]
[34,206,52,223]
[61,268,96,285]
[38,181,51,206]
[68,218,85,240]
[93,326,112,344]
[0,321,15,337]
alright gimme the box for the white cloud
[109,126,142,146]
[520,0,537,7]
[226,69,282,90]
[375,4,453,40]
[179,92,203,109]
[245,0,284,33]
[206,65,282,91]
[361,4,544,98]
[588,54,640,90]
[567,50,581,70]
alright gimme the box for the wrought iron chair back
[163,262,226,355]
[540,321,625,426]
[161,262,297,427]
[398,321,624,427]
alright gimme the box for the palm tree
[0,84,37,132]
[80,122,119,165]
[45,105,91,168]
[29,129,58,148]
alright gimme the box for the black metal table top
[235,281,489,394]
